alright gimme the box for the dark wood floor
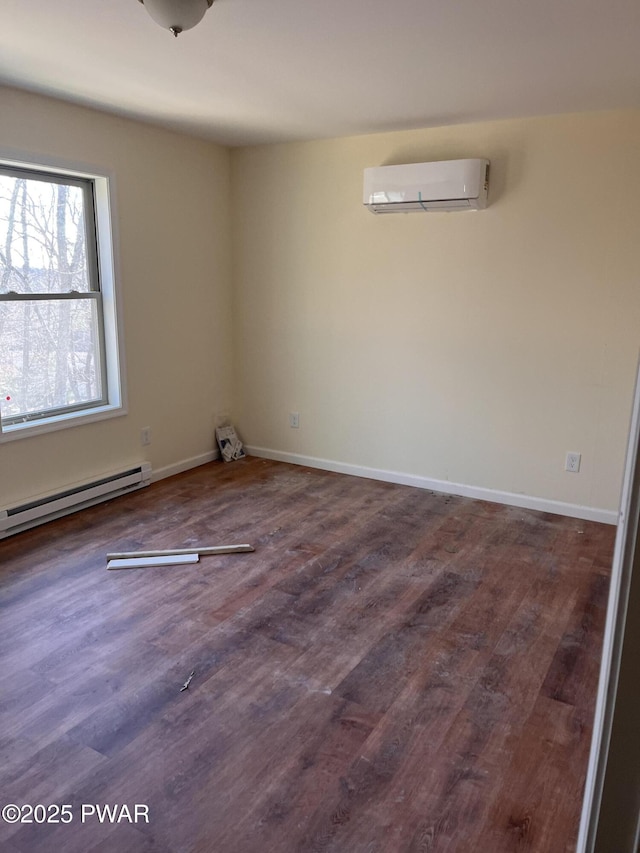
[0,457,615,852]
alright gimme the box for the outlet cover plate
[566,452,581,473]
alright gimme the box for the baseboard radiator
[0,462,152,540]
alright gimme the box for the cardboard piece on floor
[215,424,245,462]
[107,553,199,570]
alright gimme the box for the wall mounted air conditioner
[363,158,490,213]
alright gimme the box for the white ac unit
[363,158,490,213]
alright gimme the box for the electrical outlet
[141,426,152,446]
[565,452,581,473]
[289,412,300,429]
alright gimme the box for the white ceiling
[1,0,639,147]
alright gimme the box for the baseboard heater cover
[0,462,152,539]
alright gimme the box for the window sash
[0,292,108,425]
[0,167,99,296]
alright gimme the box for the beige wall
[2,95,639,518]
[231,111,640,515]
[0,86,233,507]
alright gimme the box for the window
[0,158,124,439]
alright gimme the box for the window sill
[0,403,127,442]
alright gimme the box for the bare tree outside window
[0,168,106,426]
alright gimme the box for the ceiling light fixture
[138,0,214,37]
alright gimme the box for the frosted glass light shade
[139,0,214,35]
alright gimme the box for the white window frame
[0,151,126,442]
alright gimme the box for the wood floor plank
[0,457,615,852]
[481,697,592,852]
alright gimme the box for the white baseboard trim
[245,445,618,526]
[151,449,220,483]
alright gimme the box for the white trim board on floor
[107,554,199,570]
[245,445,618,526]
